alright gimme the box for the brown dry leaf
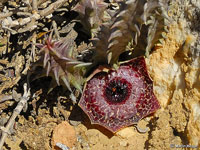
[51,121,77,150]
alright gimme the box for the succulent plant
[79,57,160,133]
[75,0,171,132]
[77,0,171,65]
[34,0,170,132]
[73,0,108,35]
[36,30,91,103]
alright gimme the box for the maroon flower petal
[79,57,160,133]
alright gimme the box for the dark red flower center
[104,78,131,104]
[79,57,160,133]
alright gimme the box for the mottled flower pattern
[79,57,160,133]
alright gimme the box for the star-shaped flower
[79,57,160,133]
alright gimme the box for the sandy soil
[0,0,200,150]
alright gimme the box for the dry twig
[0,89,21,104]
[1,0,68,34]
[52,20,60,39]
[39,0,67,17]
[0,83,31,150]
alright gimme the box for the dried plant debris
[0,0,200,149]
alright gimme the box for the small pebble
[56,143,70,150]
[119,141,128,147]
[69,120,81,126]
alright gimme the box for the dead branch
[0,89,21,103]
[30,32,37,62]
[1,0,68,34]
[0,83,31,150]
[52,20,60,39]
[32,0,38,12]
[0,12,13,19]
[39,0,67,17]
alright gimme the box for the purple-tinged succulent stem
[36,31,91,103]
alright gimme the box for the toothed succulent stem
[79,0,171,66]
[73,0,108,35]
[36,30,91,103]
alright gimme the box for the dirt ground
[0,0,200,150]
